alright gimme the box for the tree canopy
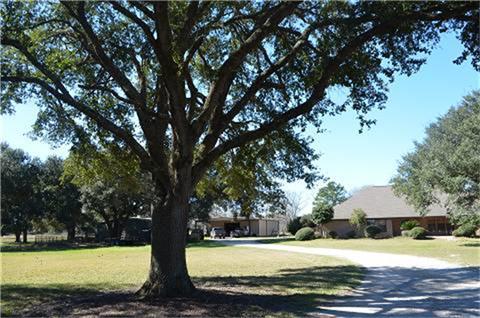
[312,181,348,225]
[39,156,82,240]
[392,91,480,225]
[63,144,153,237]
[1,143,43,242]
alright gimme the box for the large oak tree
[1,1,478,297]
[392,91,480,225]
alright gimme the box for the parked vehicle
[210,227,226,239]
[230,229,244,238]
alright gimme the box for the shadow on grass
[461,242,480,247]
[1,265,363,317]
[0,242,120,253]
[186,240,228,249]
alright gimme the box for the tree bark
[67,226,76,241]
[22,229,28,243]
[14,229,21,243]
[137,163,195,298]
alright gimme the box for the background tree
[63,144,153,238]
[196,140,296,234]
[312,181,348,235]
[1,1,477,297]
[283,192,304,221]
[287,217,302,236]
[39,156,82,241]
[1,143,43,243]
[300,214,317,228]
[392,91,480,226]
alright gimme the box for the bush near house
[364,225,382,238]
[295,227,315,241]
[349,209,367,237]
[410,227,427,239]
[400,220,420,231]
[328,231,338,239]
[452,223,477,237]
[287,217,303,235]
[401,230,411,237]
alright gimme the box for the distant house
[208,217,282,236]
[324,185,452,237]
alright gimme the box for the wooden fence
[34,235,67,244]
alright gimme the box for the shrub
[349,209,367,233]
[364,225,382,238]
[295,227,315,241]
[400,220,420,231]
[287,217,302,235]
[452,223,477,237]
[328,231,338,239]
[410,226,427,239]
[401,230,411,237]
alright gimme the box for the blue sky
[1,33,478,214]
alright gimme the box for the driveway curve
[220,239,480,318]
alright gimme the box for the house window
[428,223,436,233]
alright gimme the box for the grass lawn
[265,236,480,266]
[1,239,364,317]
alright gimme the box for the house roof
[333,185,448,220]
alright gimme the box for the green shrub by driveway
[295,227,315,241]
[410,227,427,239]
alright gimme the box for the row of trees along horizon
[1,1,477,297]
[1,141,300,243]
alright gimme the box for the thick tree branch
[62,2,141,102]
[191,2,299,141]
[198,24,316,156]
[153,2,190,155]
[191,4,476,185]
[2,75,152,169]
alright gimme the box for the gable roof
[333,185,448,220]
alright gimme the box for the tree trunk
[67,226,76,241]
[14,229,21,243]
[22,229,28,243]
[137,164,195,298]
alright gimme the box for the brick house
[324,185,452,237]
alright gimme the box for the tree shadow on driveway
[318,266,480,318]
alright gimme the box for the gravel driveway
[221,239,480,318]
